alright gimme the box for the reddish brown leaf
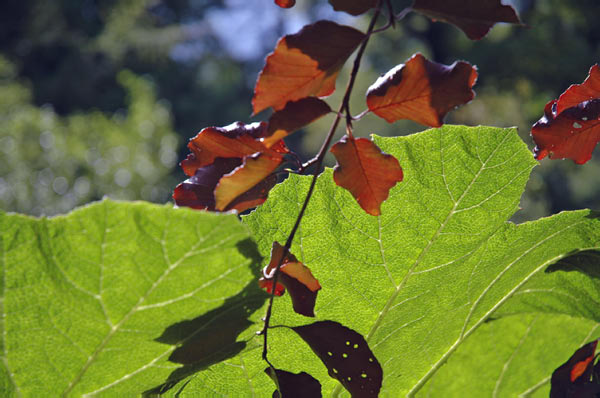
[366,53,478,127]
[328,0,377,16]
[330,135,403,216]
[173,158,278,213]
[180,122,279,176]
[259,242,321,317]
[412,0,522,40]
[265,98,332,147]
[275,0,295,8]
[556,65,600,114]
[292,321,383,398]
[550,339,600,398]
[214,153,282,211]
[264,367,322,398]
[253,21,365,114]
[532,65,600,164]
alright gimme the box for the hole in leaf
[342,353,348,358]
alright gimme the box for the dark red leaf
[366,53,477,127]
[264,367,322,398]
[412,0,522,40]
[265,98,332,147]
[253,21,365,114]
[275,0,296,8]
[550,339,600,398]
[292,321,382,398]
[330,135,403,216]
[259,242,321,317]
[328,0,377,16]
[181,122,280,176]
[173,158,277,213]
[532,65,600,164]
[214,153,282,211]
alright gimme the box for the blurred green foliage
[0,57,178,215]
[0,0,598,218]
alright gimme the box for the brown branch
[260,0,384,362]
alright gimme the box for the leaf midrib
[62,205,233,396]
[331,129,513,397]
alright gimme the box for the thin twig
[260,0,384,362]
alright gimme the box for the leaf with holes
[292,321,383,397]
[0,200,267,396]
[242,125,600,396]
[532,64,600,164]
[412,0,522,40]
[259,242,321,317]
[252,20,365,114]
[366,53,477,127]
[265,367,322,397]
[330,135,403,216]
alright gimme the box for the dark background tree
[0,0,598,217]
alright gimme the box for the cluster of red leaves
[532,64,600,164]
[551,339,600,397]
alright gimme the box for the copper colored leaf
[173,157,277,213]
[264,367,322,398]
[366,53,477,127]
[259,242,321,317]
[330,135,403,216]
[265,98,332,147]
[252,21,365,114]
[328,0,377,16]
[181,122,281,176]
[412,0,522,40]
[173,158,241,211]
[532,65,600,164]
[275,0,295,8]
[214,154,283,211]
[292,321,382,398]
[550,339,600,398]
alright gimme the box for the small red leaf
[328,0,377,16]
[265,98,332,147]
[253,21,365,114]
[259,242,321,317]
[531,65,600,164]
[366,53,477,127]
[292,321,383,398]
[181,122,276,176]
[275,0,296,8]
[264,367,322,398]
[173,158,278,213]
[550,339,600,398]
[330,135,403,216]
[214,153,283,211]
[412,0,522,40]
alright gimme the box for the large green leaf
[3,125,600,397]
[0,201,267,396]
[239,125,600,396]
[420,313,600,397]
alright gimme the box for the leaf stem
[260,1,384,363]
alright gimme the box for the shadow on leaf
[546,249,600,280]
[143,238,267,396]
